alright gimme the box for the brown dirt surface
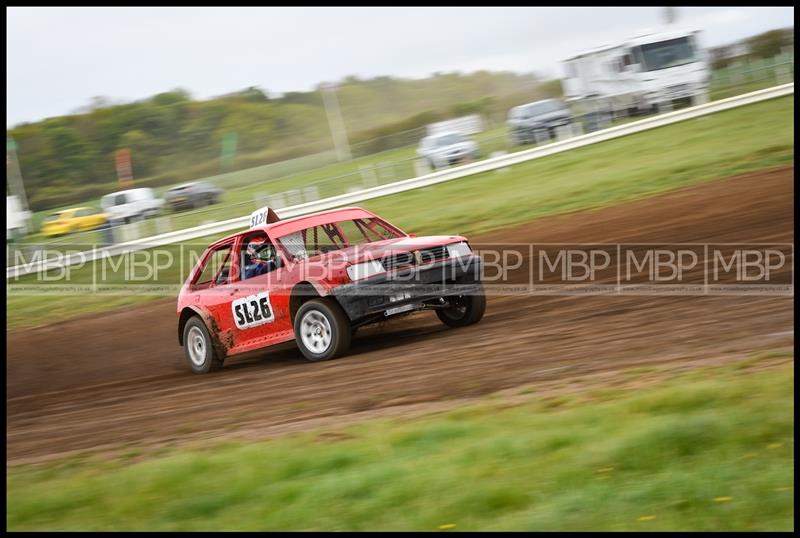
[7,166,794,465]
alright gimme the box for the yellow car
[40,207,109,237]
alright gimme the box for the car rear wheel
[294,298,351,362]
[183,317,223,374]
[436,286,486,328]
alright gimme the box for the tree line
[8,70,555,211]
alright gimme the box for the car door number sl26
[232,291,275,329]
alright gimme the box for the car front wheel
[437,286,486,328]
[294,298,352,362]
[182,316,223,374]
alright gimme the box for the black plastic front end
[331,254,483,323]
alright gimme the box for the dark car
[164,182,222,211]
[507,99,574,145]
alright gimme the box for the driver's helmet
[246,238,275,264]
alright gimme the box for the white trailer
[562,29,711,127]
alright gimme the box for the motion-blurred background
[6,7,794,248]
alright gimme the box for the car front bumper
[431,150,476,167]
[518,120,570,134]
[331,254,483,321]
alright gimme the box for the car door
[189,240,238,349]
[209,234,295,354]
[114,193,131,220]
[74,209,92,231]
[90,209,108,229]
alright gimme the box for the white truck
[7,195,32,242]
[562,29,711,129]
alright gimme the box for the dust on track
[7,166,794,465]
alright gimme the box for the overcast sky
[6,6,794,127]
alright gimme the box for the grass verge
[6,359,794,531]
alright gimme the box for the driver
[243,238,277,279]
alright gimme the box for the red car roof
[210,207,397,247]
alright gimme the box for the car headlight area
[346,260,386,281]
[446,241,472,258]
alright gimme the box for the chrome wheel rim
[300,310,332,354]
[187,326,207,366]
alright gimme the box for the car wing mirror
[408,233,417,238]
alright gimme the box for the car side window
[302,225,343,257]
[195,245,233,287]
[240,232,281,280]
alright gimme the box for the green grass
[710,55,793,101]
[6,361,794,531]
[6,95,794,330]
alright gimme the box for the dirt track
[7,167,795,464]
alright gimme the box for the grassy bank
[6,95,794,330]
[6,358,794,531]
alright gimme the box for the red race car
[177,206,485,373]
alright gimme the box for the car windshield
[435,133,466,147]
[525,101,564,116]
[635,37,697,71]
[43,213,62,223]
[276,217,404,260]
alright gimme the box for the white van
[100,187,165,223]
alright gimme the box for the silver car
[164,182,223,211]
[417,131,480,171]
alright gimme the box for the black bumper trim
[331,255,483,321]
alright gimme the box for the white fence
[6,82,794,280]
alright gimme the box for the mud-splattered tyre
[437,286,486,328]
[294,298,352,362]
[182,316,223,374]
